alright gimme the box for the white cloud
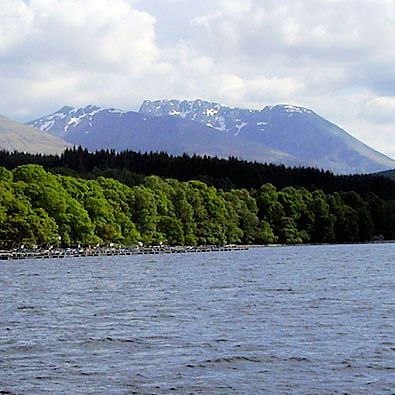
[12,0,158,72]
[0,0,162,114]
[363,97,395,124]
[0,1,33,54]
[0,0,395,159]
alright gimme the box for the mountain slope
[27,106,305,165]
[140,100,395,174]
[27,101,395,174]
[0,114,72,154]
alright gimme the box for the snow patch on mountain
[40,120,55,132]
[265,104,313,115]
[206,108,218,116]
[27,105,125,138]
[235,122,247,136]
[66,117,82,131]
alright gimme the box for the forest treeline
[1,147,395,199]
[0,164,393,249]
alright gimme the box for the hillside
[0,114,72,154]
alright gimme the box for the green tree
[341,191,374,241]
[12,165,97,246]
[310,190,336,243]
[129,185,160,245]
[328,193,360,242]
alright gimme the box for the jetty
[0,245,248,261]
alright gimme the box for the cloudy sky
[1,0,395,158]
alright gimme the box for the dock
[0,245,248,261]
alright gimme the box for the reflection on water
[0,243,394,394]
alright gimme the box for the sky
[1,0,395,159]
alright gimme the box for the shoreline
[249,240,395,248]
[1,240,393,261]
[0,245,249,261]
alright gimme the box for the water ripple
[0,244,394,394]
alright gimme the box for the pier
[0,245,248,261]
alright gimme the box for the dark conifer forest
[0,148,394,248]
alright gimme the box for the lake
[0,243,394,394]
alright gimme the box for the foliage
[1,148,395,199]
[0,164,393,248]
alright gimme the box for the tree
[12,165,97,246]
[310,190,335,243]
[128,185,160,245]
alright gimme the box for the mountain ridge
[26,100,395,174]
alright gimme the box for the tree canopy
[0,164,393,249]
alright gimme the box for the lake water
[0,244,394,394]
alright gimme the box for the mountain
[27,100,395,174]
[27,105,305,166]
[140,100,395,174]
[0,114,72,154]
